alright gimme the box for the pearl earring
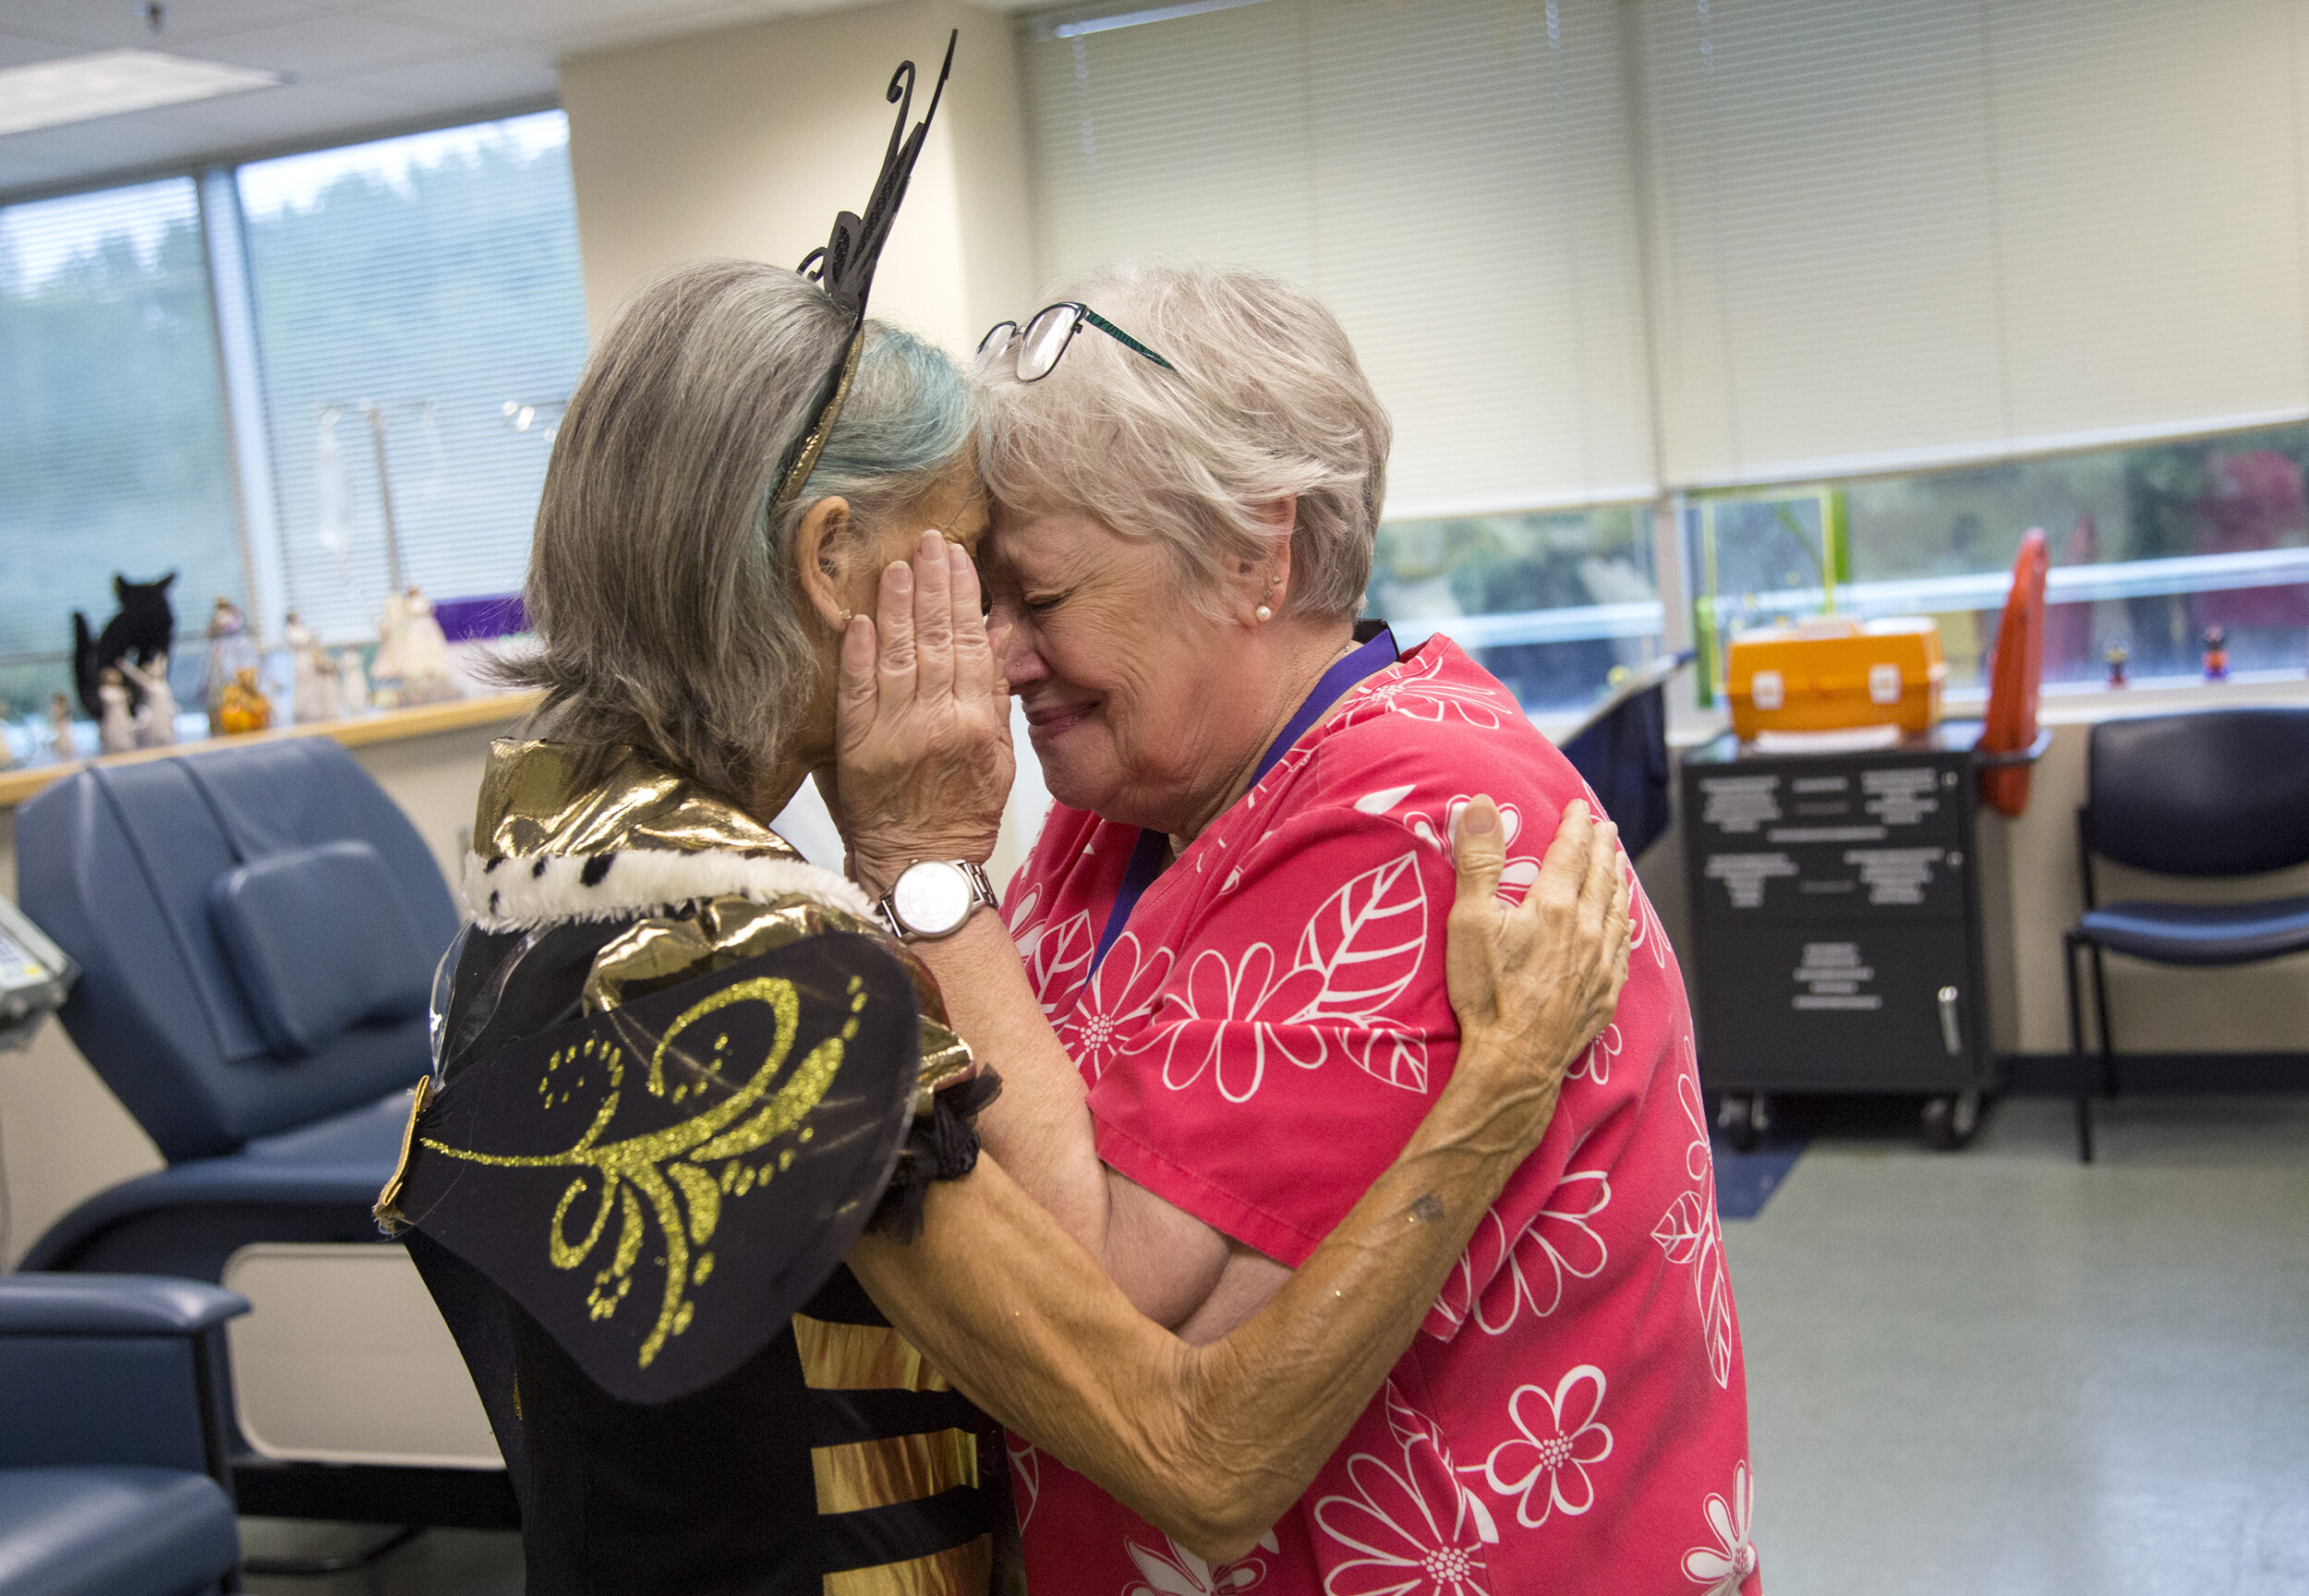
[1255,581,1275,623]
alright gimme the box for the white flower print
[1348,783,1547,906]
[1008,1436,1039,1532]
[1153,851,1431,1101]
[1316,1385,1497,1596]
[1430,1169,1611,1337]
[1651,1057,1735,1387]
[1469,1365,1614,1530]
[1629,875,1670,970]
[1682,1461,1757,1595]
[1335,652,1514,732]
[1058,930,1174,1082]
[1021,905,1097,1020]
[1123,1530,1280,1596]
[1572,1022,1622,1085]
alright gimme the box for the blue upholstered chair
[2065,706,2309,1162]
[0,1274,248,1596]
[9,738,499,1524]
[14,737,454,1277]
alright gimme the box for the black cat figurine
[73,572,176,720]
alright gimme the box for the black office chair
[2064,706,2309,1161]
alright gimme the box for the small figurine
[2203,623,2229,681]
[72,572,175,721]
[0,703,14,771]
[46,694,77,761]
[371,589,408,689]
[96,669,137,755]
[398,585,457,705]
[201,597,260,737]
[117,652,179,747]
[2105,640,2129,689]
[335,647,371,719]
[284,611,338,724]
[217,668,272,735]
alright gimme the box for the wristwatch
[876,860,998,941]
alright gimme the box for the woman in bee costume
[377,34,1633,1594]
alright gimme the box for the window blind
[1639,0,2309,487]
[1021,0,1658,516]
[0,178,244,708]
[236,112,590,644]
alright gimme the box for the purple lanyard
[1087,625,1399,976]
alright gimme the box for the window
[0,178,242,719]
[1688,425,2309,692]
[1370,504,1661,713]
[236,112,589,644]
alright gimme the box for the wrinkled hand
[1444,797,1634,1134]
[836,531,1017,896]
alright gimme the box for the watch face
[892,861,973,937]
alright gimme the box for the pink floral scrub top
[1000,637,1760,1596]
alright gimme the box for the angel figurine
[96,669,137,755]
[335,647,372,718]
[118,652,179,748]
[371,589,409,689]
[284,611,338,724]
[46,694,77,761]
[397,586,457,703]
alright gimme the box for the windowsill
[1646,668,2308,751]
[0,691,539,809]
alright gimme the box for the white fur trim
[464,846,876,933]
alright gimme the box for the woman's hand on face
[836,530,1017,897]
[1443,797,1634,1135]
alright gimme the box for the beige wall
[559,0,1035,355]
[0,722,502,1269]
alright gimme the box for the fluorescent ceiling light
[1047,0,1277,41]
[0,49,284,139]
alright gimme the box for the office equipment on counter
[1724,616,1947,742]
[2064,707,2309,1163]
[12,737,512,1531]
[1682,721,1994,1150]
[0,1274,248,1596]
[0,895,74,1053]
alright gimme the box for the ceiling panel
[0,0,895,199]
[170,12,483,76]
[0,1,325,48]
[334,44,556,112]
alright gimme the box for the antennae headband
[772,30,958,514]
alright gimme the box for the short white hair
[974,262,1391,620]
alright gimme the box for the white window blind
[1021,0,1657,516]
[236,112,590,644]
[0,178,244,709]
[1639,0,2309,488]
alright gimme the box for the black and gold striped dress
[391,742,1017,1596]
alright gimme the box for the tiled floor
[240,1091,2309,1594]
[1727,1092,2309,1596]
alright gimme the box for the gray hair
[506,260,973,800]
[974,262,1391,620]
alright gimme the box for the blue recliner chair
[0,1274,248,1596]
[13,738,509,1526]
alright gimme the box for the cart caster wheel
[1922,1090,1983,1151]
[1717,1093,1766,1153]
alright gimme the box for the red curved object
[1980,528,2049,817]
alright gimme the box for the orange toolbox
[1724,616,1947,741]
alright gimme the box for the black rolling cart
[1680,721,2007,1150]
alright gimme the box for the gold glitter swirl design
[418,973,869,1371]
